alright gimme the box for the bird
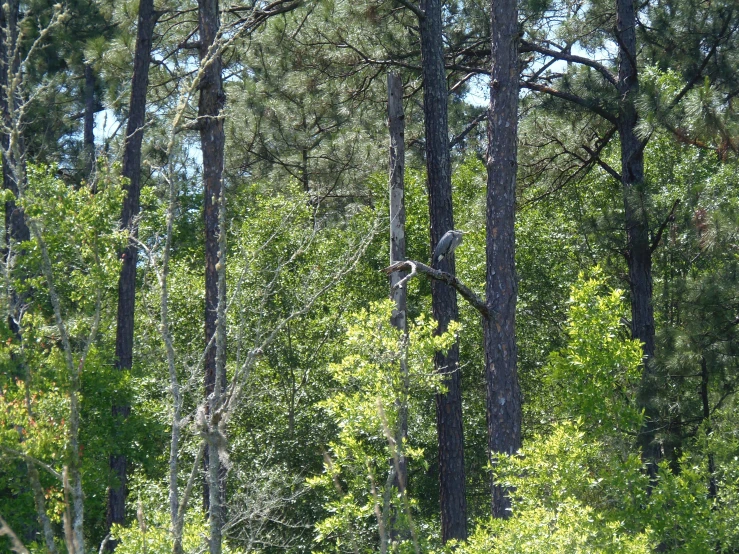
[432,230,466,267]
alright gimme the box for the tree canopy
[1,0,739,552]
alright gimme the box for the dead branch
[383,260,489,317]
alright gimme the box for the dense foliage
[0,0,738,551]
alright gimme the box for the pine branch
[520,40,618,87]
[394,0,425,20]
[520,81,618,124]
[651,199,680,252]
[668,12,734,110]
[582,126,621,182]
[450,110,488,148]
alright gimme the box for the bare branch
[581,126,620,181]
[383,260,489,317]
[173,442,205,554]
[23,219,85,552]
[0,513,29,554]
[97,535,111,554]
[222,219,381,415]
[0,446,63,481]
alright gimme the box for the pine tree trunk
[486,0,522,519]
[615,0,659,478]
[107,0,157,544]
[83,63,96,176]
[418,0,467,540]
[198,0,227,534]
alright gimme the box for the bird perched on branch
[432,230,466,267]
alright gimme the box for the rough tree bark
[418,0,467,540]
[198,0,227,535]
[107,0,157,543]
[83,63,95,176]
[486,0,522,518]
[615,0,660,479]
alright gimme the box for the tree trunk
[0,0,29,254]
[107,0,157,544]
[486,0,521,519]
[418,0,467,540]
[207,185,227,554]
[27,463,57,554]
[83,63,96,176]
[387,70,409,540]
[198,0,227,535]
[700,355,717,499]
[615,0,659,479]
[0,0,29,381]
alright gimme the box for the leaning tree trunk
[615,0,659,480]
[418,0,467,541]
[198,0,227,542]
[107,0,157,544]
[486,0,522,519]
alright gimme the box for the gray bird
[432,230,466,266]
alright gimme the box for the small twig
[581,129,622,183]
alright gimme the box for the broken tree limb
[383,260,490,318]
